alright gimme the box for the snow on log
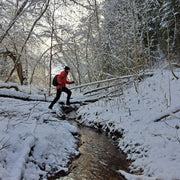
[0,89,50,102]
[71,72,154,90]
[83,80,127,95]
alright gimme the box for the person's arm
[65,73,74,84]
[66,80,73,84]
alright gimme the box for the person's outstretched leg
[49,88,62,109]
[62,87,72,105]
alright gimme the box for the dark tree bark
[0,50,24,84]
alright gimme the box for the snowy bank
[0,97,79,180]
[77,69,180,179]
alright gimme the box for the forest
[0,0,179,91]
[0,1,180,179]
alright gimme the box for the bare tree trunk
[25,48,28,84]
[0,50,24,84]
[145,0,151,68]
[94,0,104,80]
[49,27,54,95]
[74,39,81,85]
[140,31,146,70]
[118,0,129,74]
[129,0,139,73]
[5,67,16,83]
[86,19,97,82]
[162,2,178,80]
[85,22,92,83]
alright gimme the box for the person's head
[64,66,70,73]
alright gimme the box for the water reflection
[58,124,128,180]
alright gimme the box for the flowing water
[57,120,129,180]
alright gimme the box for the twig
[154,108,180,122]
[175,129,180,144]
[0,137,10,151]
[169,113,180,120]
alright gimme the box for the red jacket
[56,70,72,89]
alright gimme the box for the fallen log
[0,86,19,91]
[83,80,126,95]
[0,89,49,102]
[0,93,48,102]
[71,72,154,90]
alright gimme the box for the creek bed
[57,116,129,180]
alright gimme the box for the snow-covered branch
[0,0,28,43]
[20,0,50,55]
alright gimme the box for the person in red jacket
[49,66,74,109]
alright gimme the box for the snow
[0,69,180,180]
[119,170,155,180]
[0,81,48,95]
[77,69,180,179]
[0,97,79,179]
[0,81,51,102]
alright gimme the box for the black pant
[49,87,72,108]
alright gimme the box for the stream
[56,106,129,180]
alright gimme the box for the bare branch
[0,49,24,84]
[0,137,10,151]
[20,0,50,54]
[154,108,180,122]
[0,0,28,43]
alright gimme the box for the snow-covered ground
[77,69,180,180]
[0,69,180,180]
[0,88,79,179]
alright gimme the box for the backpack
[52,73,66,86]
[52,75,59,86]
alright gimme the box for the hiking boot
[66,101,70,105]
